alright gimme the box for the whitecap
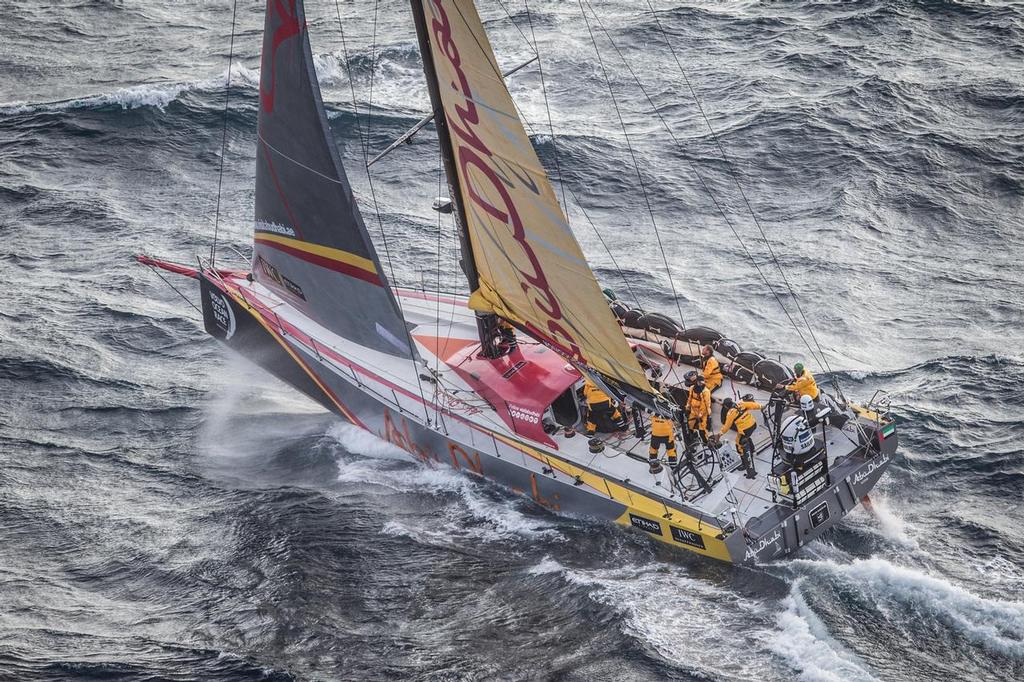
[795,557,1024,659]
[769,580,878,682]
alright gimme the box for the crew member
[783,362,819,401]
[648,412,675,474]
[684,373,712,449]
[700,345,723,393]
[583,379,623,435]
[495,318,517,355]
[717,395,763,479]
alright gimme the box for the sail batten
[413,0,655,394]
[252,0,413,358]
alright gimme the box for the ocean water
[1,0,1023,680]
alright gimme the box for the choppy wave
[3,0,1024,678]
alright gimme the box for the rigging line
[644,1,833,374]
[587,0,822,367]
[576,0,687,332]
[145,264,202,315]
[494,0,637,308]
[564,186,642,307]
[334,0,370,162]
[452,0,641,310]
[335,0,430,417]
[210,0,240,268]
[522,0,570,216]
[434,149,444,419]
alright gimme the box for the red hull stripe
[255,236,382,287]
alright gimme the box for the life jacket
[650,414,674,438]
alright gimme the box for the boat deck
[223,277,863,532]
[394,290,863,529]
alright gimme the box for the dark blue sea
[2,1,1023,679]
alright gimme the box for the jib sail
[410,0,654,394]
[253,0,412,358]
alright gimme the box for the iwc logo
[209,291,236,340]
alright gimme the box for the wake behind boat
[139,0,898,564]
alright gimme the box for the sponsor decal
[810,501,831,529]
[744,528,783,561]
[208,290,236,340]
[255,220,297,238]
[852,452,890,486]
[501,361,526,379]
[508,404,541,425]
[629,513,663,536]
[670,526,706,550]
[259,1,300,113]
[254,255,306,301]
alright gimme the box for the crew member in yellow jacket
[583,379,622,435]
[684,373,712,449]
[700,345,723,393]
[648,413,675,474]
[783,362,819,401]
[717,396,763,479]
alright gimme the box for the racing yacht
[139,0,898,564]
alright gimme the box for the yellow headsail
[416,0,655,395]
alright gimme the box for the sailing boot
[740,436,757,479]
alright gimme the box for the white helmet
[800,394,814,412]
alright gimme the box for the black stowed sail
[252,0,412,358]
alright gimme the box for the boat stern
[727,418,897,564]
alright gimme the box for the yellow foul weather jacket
[785,369,819,400]
[650,414,675,438]
[719,400,762,436]
[702,355,723,391]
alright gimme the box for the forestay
[415,0,655,394]
[252,0,413,358]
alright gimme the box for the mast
[409,0,497,354]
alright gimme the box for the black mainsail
[253,0,412,358]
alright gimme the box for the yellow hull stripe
[491,432,732,561]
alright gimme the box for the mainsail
[411,0,655,394]
[253,0,413,358]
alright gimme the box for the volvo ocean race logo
[209,291,236,340]
[852,452,890,486]
[744,528,782,561]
